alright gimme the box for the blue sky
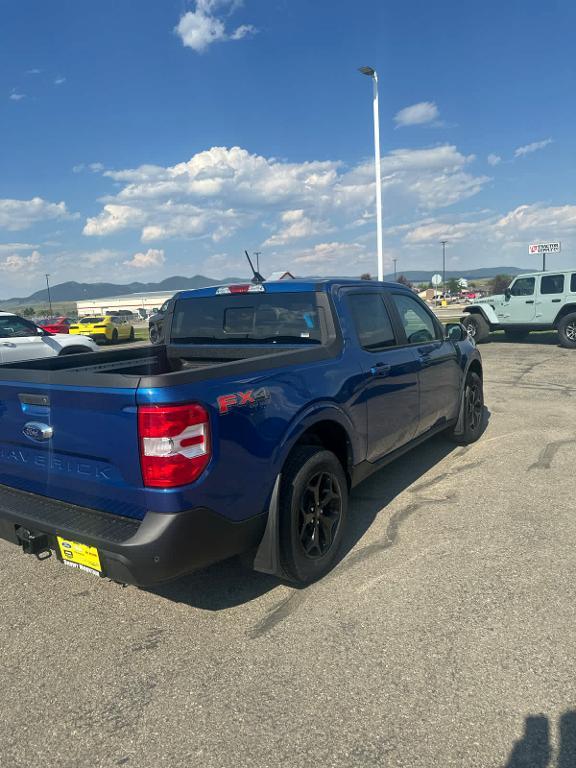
[1,0,575,297]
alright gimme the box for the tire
[111,329,119,344]
[59,346,94,356]
[461,314,490,343]
[149,325,158,344]
[279,446,348,584]
[557,313,576,349]
[447,371,484,445]
[504,329,529,341]
[129,327,135,342]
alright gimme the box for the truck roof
[175,279,412,300]
[513,268,575,279]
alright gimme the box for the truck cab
[461,270,576,347]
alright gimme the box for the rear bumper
[0,483,266,586]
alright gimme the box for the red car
[39,316,72,334]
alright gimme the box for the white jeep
[461,270,576,348]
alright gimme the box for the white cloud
[514,138,553,158]
[175,1,256,53]
[54,77,66,85]
[394,101,440,128]
[292,241,370,271]
[403,203,576,248]
[0,242,39,253]
[26,68,42,75]
[124,248,165,269]
[0,250,42,273]
[487,154,502,166]
[9,92,26,101]
[263,209,332,246]
[84,144,489,247]
[0,197,74,231]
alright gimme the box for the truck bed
[0,343,334,388]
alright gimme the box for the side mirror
[504,287,511,300]
[445,322,467,342]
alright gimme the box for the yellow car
[69,314,135,344]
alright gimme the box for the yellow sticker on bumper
[57,536,102,574]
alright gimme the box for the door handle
[417,354,433,368]
[525,300,534,304]
[552,299,561,303]
[370,362,391,377]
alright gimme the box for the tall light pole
[358,66,384,282]
[253,251,262,274]
[45,273,53,316]
[440,240,448,296]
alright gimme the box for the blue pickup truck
[0,280,483,586]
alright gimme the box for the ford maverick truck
[0,280,484,586]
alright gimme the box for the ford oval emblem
[22,422,54,442]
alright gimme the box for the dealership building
[76,290,175,317]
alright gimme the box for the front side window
[347,293,396,351]
[0,316,38,338]
[391,293,438,344]
[571,274,576,293]
[540,274,565,294]
[510,278,535,297]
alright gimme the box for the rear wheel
[558,313,576,349]
[447,371,484,445]
[111,329,119,344]
[279,446,348,584]
[462,314,490,343]
[129,327,135,342]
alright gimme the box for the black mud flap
[251,474,290,580]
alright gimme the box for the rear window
[80,317,104,324]
[171,293,323,344]
[571,274,576,292]
[540,274,564,294]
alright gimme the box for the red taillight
[138,404,211,488]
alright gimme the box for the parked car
[461,269,576,347]
[69,314,135,344]
[148,299,171,344]
[0,312,97,363]
[39,316,72,334]
[0,280,483,587]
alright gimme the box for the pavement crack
[529,438,576,470]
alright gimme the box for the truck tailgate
[0,381,145,519]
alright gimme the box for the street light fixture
[45,273,53,316]
[358,65,384,282]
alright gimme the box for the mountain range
[0,267,532,307]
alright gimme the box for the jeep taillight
[138,404,211,488]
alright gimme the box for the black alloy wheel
[279,446,349,584]
[298,471,343,559]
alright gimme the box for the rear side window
[510,278,535,296]
[571,274,576,292]
[391,293,438,344]
[171,293,323,344]
[540,274,565,294]
[347,293,396,351]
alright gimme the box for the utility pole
[45,273,53,316]
[253,251,262,274]
[440,240,448,296]
[393,258,398,280]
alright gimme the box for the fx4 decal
[217,388,269,415]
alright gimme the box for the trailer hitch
[15,526,52,560]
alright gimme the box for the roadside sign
[528,241,561,255]
[431,274,442,287]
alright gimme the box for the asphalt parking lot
[1,333,576,768]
